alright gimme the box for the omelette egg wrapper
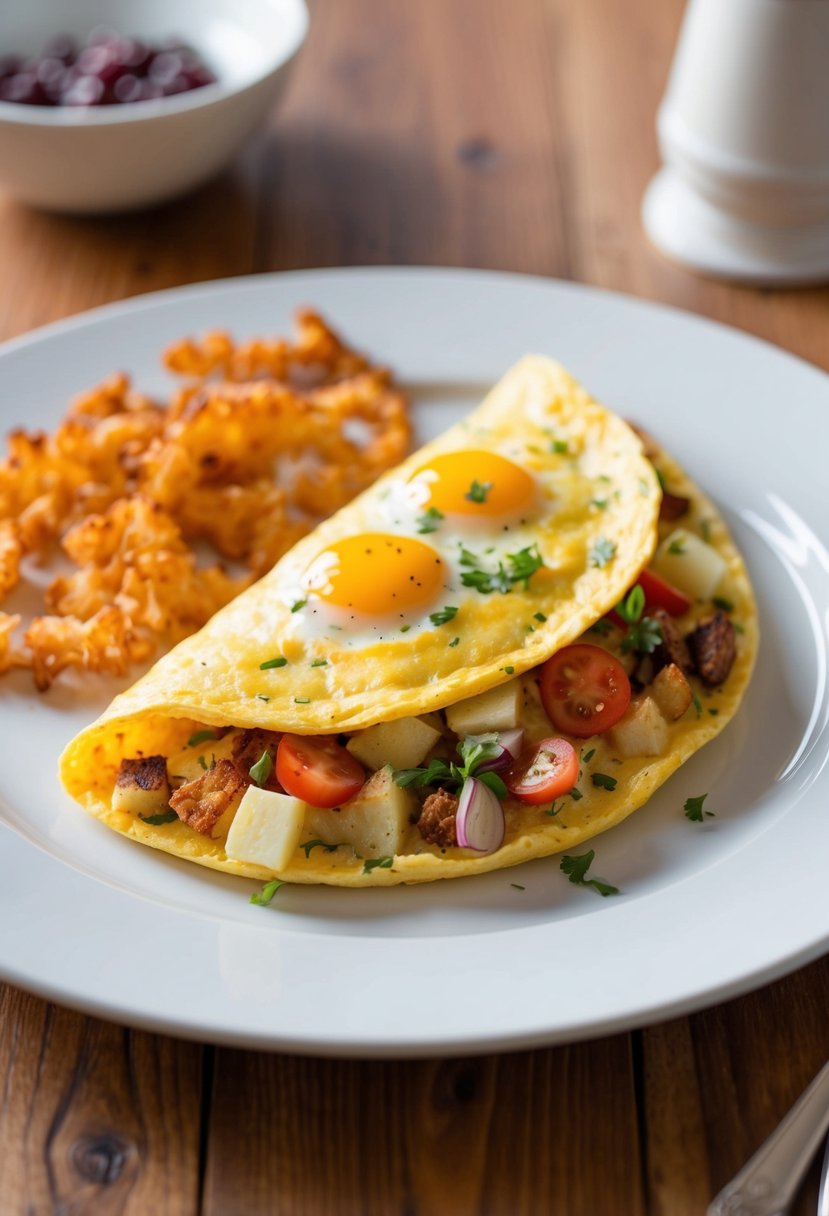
[60,356,757,886]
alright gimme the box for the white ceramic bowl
[0,0,308,213]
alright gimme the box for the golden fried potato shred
[0,311,410,688]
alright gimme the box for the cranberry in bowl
[0,0,308,213]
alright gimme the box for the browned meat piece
[659,490,691,522]
[651,607,692,675]
[687,611,736,687]
[116,754,168,793]
[418,788,459,848]
[231,728,282,787]
[170,758,246,834]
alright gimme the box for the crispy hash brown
[0,311,410,688]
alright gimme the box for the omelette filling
[111,471,744,872]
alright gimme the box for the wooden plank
[641,955,829,1214]
[0,986,203,1214]
[202,1038,644,1216]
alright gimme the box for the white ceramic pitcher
[642,0,829,284]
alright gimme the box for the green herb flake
[592,772,618,791]
[655,468,667,491]
[701,519,712,542]
[465,479,494,504]
[294,696,311,705]
[569,786,583,802]
[139,810,178,825]
[684,793,713,822]
[449,636,460,648]
[591,498,609,510]
[363,856,394,874]
[708,708,720,716]
[560,849,619,897]
[713,596,735,613]
[534,612,547,623]
[551,439,568,454]
[733,621,745,634]
[250,878,285,906]
[511,883,526,891]
[197,754,209,771]
[310,658,328,667]
[589,537,617,568]
[460,545,545,595]
[290,599,307,613]
[546,801,563,817]
[301,838,339,859]
[187,729,217,748]
[582,748,596,764]
[256,694,270,702]
[260,656,288,670]
[588,619,613,637]
[668,537,686,556]
[400,624,411,633]
[430,605,459,626]
[502,665,515,675]
[692,693,703,719]
[249,750,273,787]
[417,506,445,534]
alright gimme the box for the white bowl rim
[0,0,308,128]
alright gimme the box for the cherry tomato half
[539,643,631,738]
[276,734,365,808]
[638,568,691,617]
[506,737,579,805]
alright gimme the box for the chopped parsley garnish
[551,439,568,454]
[511,883,526,891]
[560,850,619,897]
[460,545,546,595]
[449,636,460,647]
[311,658,328,667]
[546,801,564,817]
[250,878,285,906]
[713,596,734,613]
[668,537,686,555]
[655,468,667,491]
[569,786,583,801]
[260,656,287,670]
[534,612,547,623]
[197,754,209,771]
[187,729,217,748]
[256,694,270,702]
[139,810,178,825]
[394,734,507,798]
[614,584,663,655]
[684,794,713,822]
[465,479,493,504]
[429,605,459,626]
[363,856,394,874]
[400,624,411,633]
[581,748,596,764]
[417,506,444,534]
[701,519,712,542]
[294,696,311,705]
[591,498,609,510]
[708,708,719,716]
[592,772,618,791]
[502,665,515,675]
[589,537,617,568]
[249,750,273,787]
[301,838,339,859]
[290,599,307,613]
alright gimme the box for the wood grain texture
[2,0,829,1213]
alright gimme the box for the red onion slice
[475,728,525,772]
[456,777,505,853]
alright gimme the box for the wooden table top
[3,1,829,1212]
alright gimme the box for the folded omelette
[60,356,757,886]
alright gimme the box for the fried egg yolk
[409,450,536,519]
[301,534,445,617]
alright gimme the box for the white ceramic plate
[2,268,827,1057]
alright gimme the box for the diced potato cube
[113,755,171,818]
[445,679,521,736]
[607,695,669,758]
[650,663,693,722]
[652,530,726,600]
[225,786,308,870]
[304,766,415,859]
[347,716,441,771]
[167,729,239,784]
